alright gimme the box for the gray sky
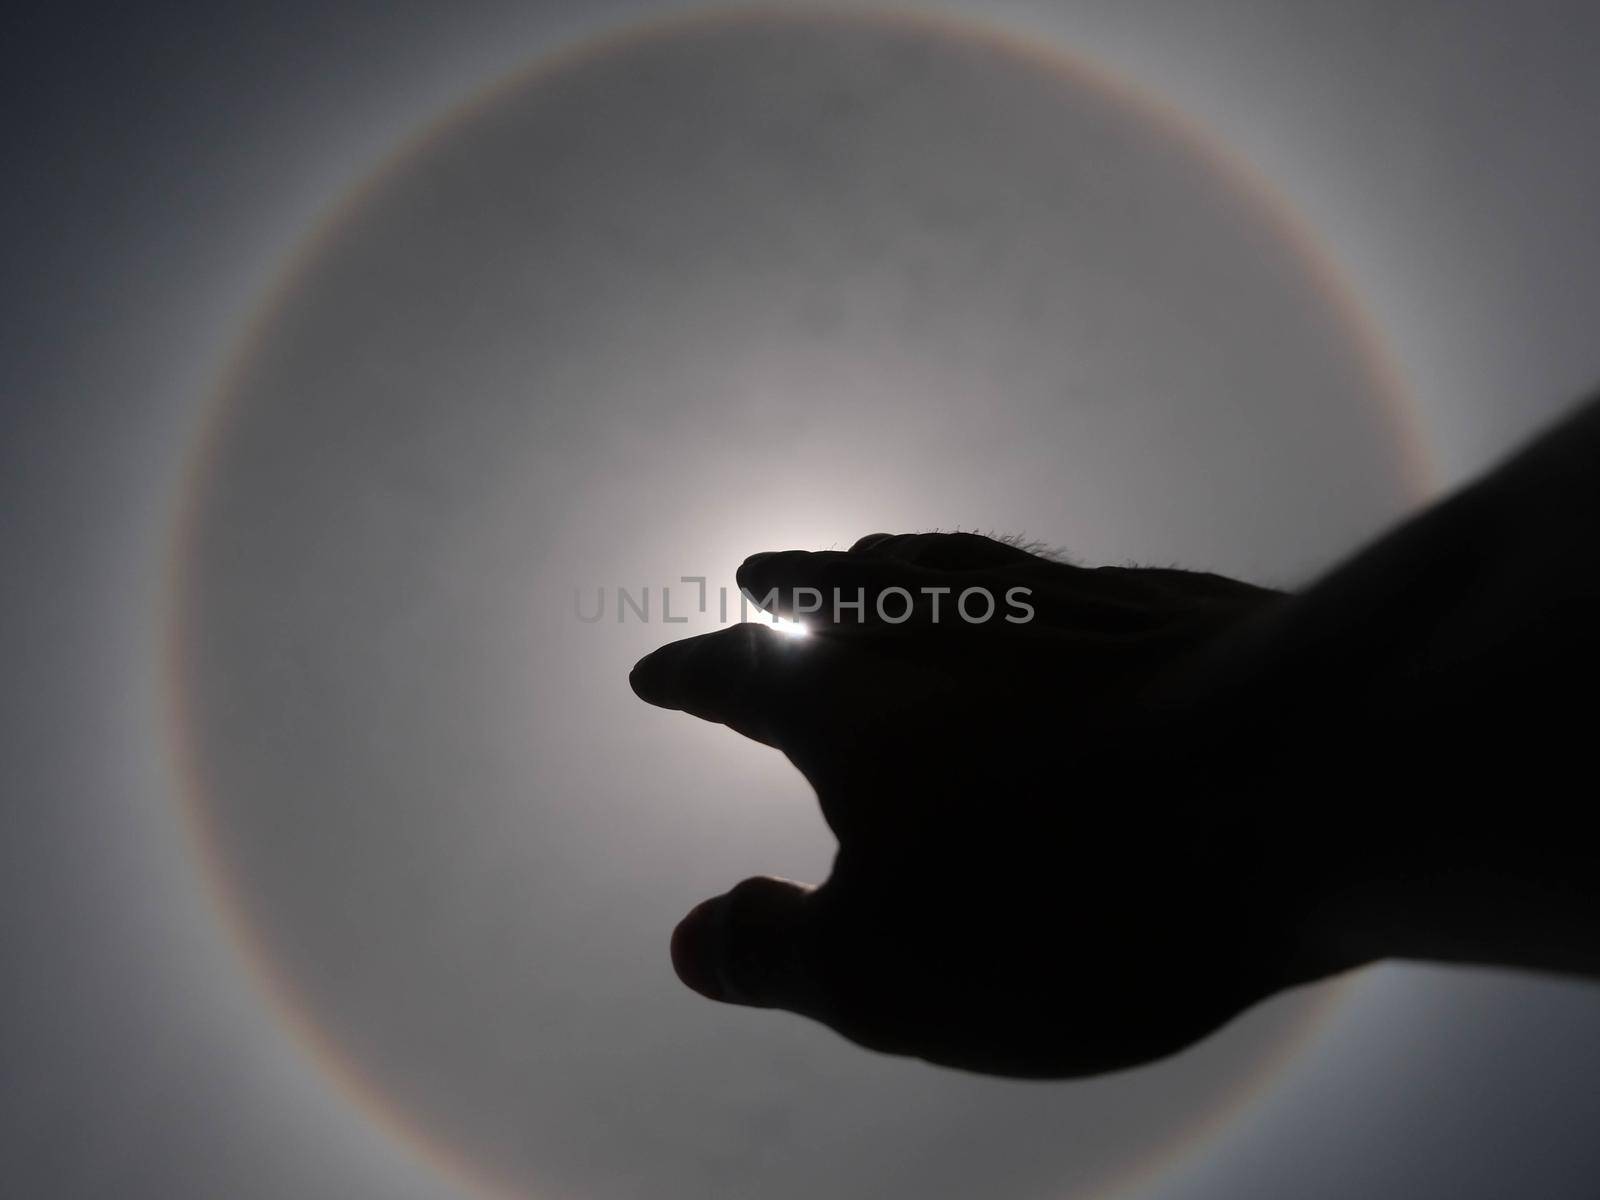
[7,3,1600,1199]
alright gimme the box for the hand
[630,532,1349,1077]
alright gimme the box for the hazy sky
[7,3,1600,1199]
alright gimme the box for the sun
[747,608,809,637]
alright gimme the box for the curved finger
[671,876,830,1012]
[628,622,813,746]
[737,548,1041,630]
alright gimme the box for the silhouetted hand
[631,393,1600,1077]
[630,531,1336,1076]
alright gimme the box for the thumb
[671,876,828,1013]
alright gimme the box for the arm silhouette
[630,391,1600,1077]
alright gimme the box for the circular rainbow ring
[163,7,1436,1198]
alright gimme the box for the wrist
[1288,799,1600,978]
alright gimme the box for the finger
[671,867,1020,1068]
[746,539,1278,636]
[671,876,831,1015]
[737,548,1038,629]
[629,622,811,746]
[848,535,1283,616]
[848,531,1048,570]
[738,550,928,625]
[629,621,954,829]
[846,532,897,554]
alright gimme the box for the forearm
[1306,818,1600,978]
[1166,391,1600,979]
[1174,391,1600,729]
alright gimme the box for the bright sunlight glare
[748,608,810,637]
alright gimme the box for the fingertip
[671,897,728,1001]
[736,551,776,590]
[847,532,898,553]
[736,550,800,602]
[671,877,819,1010]
[627,647,669,706]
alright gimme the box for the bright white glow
[747,608,809,637]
